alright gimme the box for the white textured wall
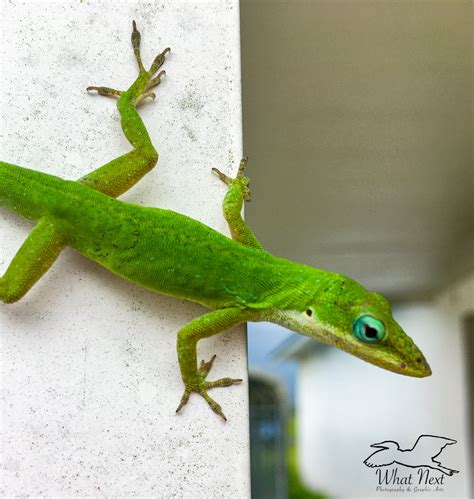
[297,273,473,498]
[0,1,249,497]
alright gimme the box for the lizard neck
[245,253,330,312]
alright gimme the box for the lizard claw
[86,86,123,98]
[201,390,227,421]
[211,167,232,184]
[175,389,190,414]
[147,70,167,91]
[238,156,249,176]
[150,48,171,76]
[175,382,231,421]
[198,354,217,377]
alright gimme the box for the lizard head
[273,273,431,377]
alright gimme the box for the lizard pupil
[364,325,378,338]
[306,309,313,317]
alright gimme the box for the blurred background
[240,1,473,498]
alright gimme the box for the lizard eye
[306,308,313,317]
[353,315,385,343]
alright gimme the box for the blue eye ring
[353,315,386,343]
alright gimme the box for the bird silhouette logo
[363,435,459,476]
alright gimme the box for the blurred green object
[249,372,328,498]
[287,415,328,499]
[249,373,288,498]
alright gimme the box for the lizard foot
[86,21,170,105]
[175,355,242,421]
[133,19,170,95]
[212,157,251,201]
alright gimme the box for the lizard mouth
[387,357,431,377]
[353,344,432,378]
[397,356,432,377]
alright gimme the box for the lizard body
[1,161,314,311]
[0,22,431,420]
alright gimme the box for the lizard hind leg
[80,22,171,198]
[0,217,64,303]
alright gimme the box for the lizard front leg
[175,307,256,421]
[212,157,263,250]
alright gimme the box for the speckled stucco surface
[0,1,249,497]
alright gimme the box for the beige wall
[241,0,472,299]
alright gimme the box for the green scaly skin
[0,22,431,421]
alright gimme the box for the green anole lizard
[0,22,431,421]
